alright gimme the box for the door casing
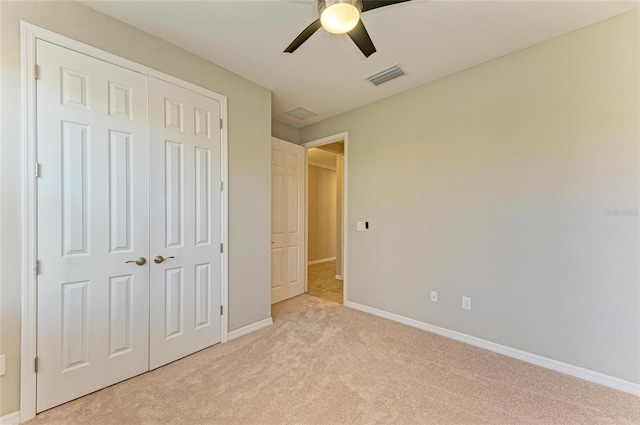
[20,22,229,422]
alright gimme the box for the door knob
[154,255,175,264]
[125,257,147,266]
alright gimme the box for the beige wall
[0,1,272,415]
[302,11,640,384]
[272,120,301,144]
[308,162,338,262]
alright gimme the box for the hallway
[307,260,343,304]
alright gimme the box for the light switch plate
[357,221,367,231]
[462,296,472,310]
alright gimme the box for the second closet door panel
[149,77,222,369]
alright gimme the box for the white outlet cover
[430,291,438,302]
[356,221,366,231]
[462,296,472,310]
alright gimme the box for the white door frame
[301,132,348,301]
[20,22,229,422]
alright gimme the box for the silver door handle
[154,255,175,264]
[125,257,147,266]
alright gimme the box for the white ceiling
[82,0,637,128]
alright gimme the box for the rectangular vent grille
[367,65,405,86]
[285,106,317,121]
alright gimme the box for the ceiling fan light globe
[320,3,361,34]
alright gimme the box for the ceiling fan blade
[347,20,376,58]
[362,0,412,13]
[284,19,322,53]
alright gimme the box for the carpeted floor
[27,295,639,425]
[307,260,343,304]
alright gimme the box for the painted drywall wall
[0,1,271,415]
[308,160,338,262]
[301,11,640,384]
[272,120,301,144]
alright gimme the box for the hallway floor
[307,260,343,304]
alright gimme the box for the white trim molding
[308,257,336,265]
[345,301,640,396]
[20,21,230,422]
[0,412,20,425]
[228,318,273,341]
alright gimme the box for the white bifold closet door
[36,40,222,412]
[148,77,222,370]
[36,40,151,412]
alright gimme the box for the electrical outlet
[430,291,438,302]
[462,296,472,310]
[0,354,5,376]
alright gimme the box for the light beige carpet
[307,260,343,304]
[27,295,639,425]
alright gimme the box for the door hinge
[220,119,223,129]
[220,243,223,253]
[34,64,40,80]
[34,357,38,374]
[34,260,40,275]
[220,181,223,191]
[220,305,223,315]
[35,162,41,178]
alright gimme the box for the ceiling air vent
[366,65,406,86]
[285,106,317,121]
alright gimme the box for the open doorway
[306,141,344,304]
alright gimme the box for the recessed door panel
[61,280,90,372]
[61,68,89,110]
[288,246,300,285]
[272,172,285,236]
[109,130,132,252]
[195,147,210,246]
[271,248,284,289]
[109,275,133,357]
[165,268,184,339]
[62,121,90,257]
[165,141,183,248]
[164,98,183,132]
[194,264,211,329]
[288,175,300,234]
[194,108,210,138]
[108,82,132,120]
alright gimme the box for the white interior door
[36,40,150,412]
[271,138,305,304]
[149,77,222,369]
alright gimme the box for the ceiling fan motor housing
[318,0,364,17]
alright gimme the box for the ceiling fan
[284,0,412,58]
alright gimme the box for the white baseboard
[308,257,336,265]
[228,317,273,341]
[0,412,20,425]
[345,301,640,396]
[335,275,343,280]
